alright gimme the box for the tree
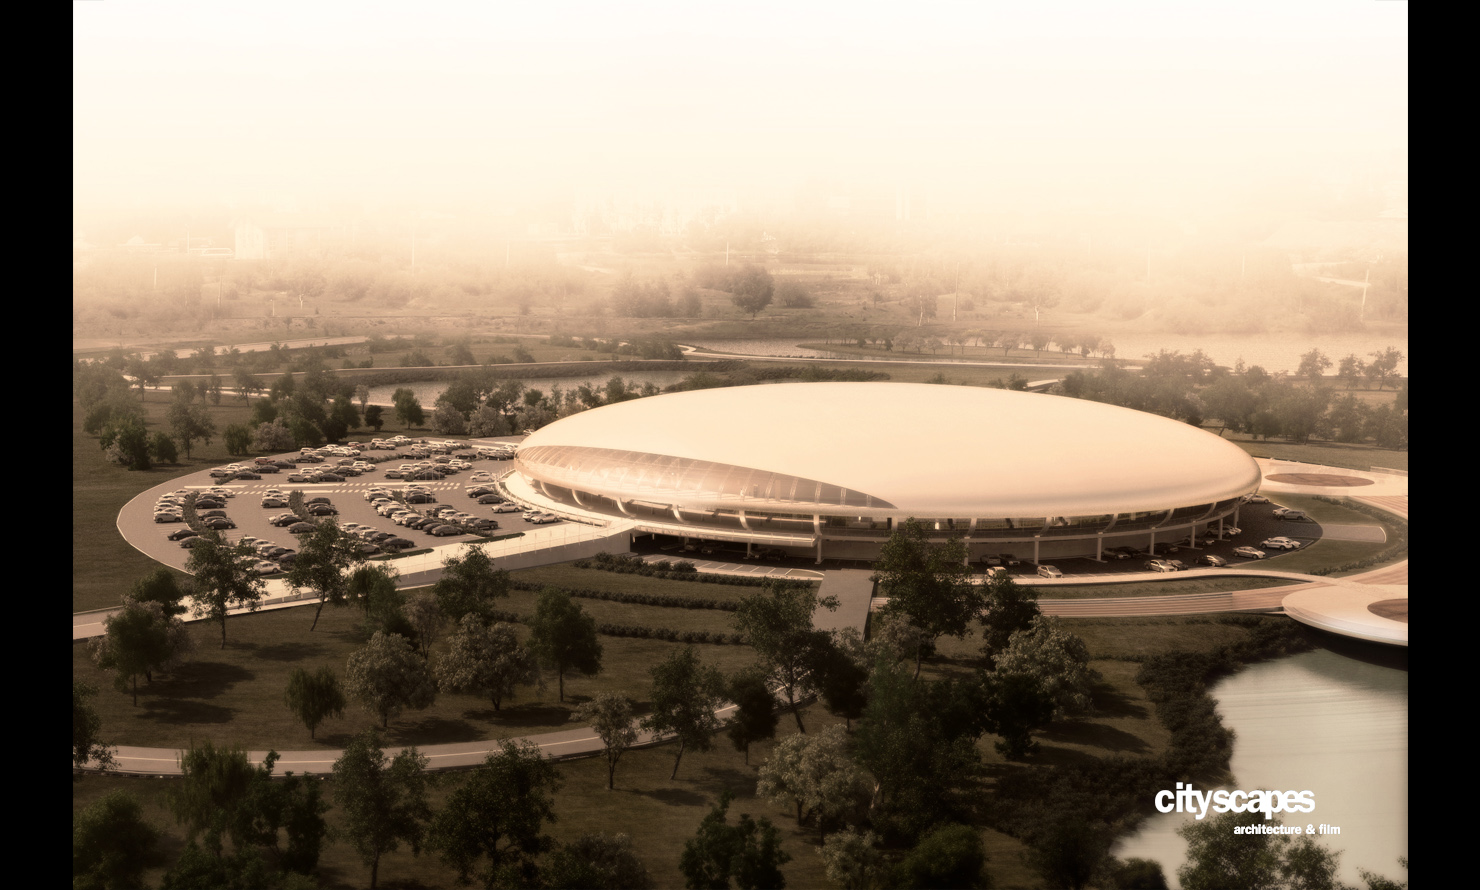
[431,402,469,435]
[402,588,445,658]
[725,668,779,765]
[642,646,725,779]
[102,417,152,470]
[980,668,1056,760]
[729,264,775,318]
[1178,809,1346,890]
[73,790,160,890]
[433,544,510,624]
[283,666,347,739]
[127,567,190,618]
[819,829,887,890]
[167,398,217,459]
[544,833,655,890]
[1023,817,1115,890]
[332,730,432,890]
[891,823,989,890]
[814,627,871,729]
[251,417,295,453]
[345,632,437,728]
[287,520,367,631]
[776,281,814,308]
[435,614,539,711]
[574,693,639,790]
[528,587,603,701]
[185,531,268,648]
[73,681,117,771]
[1366,347,1404,391]
[734,581,835,732]
[90,596,194,705]
[1337,353,1365,390]
[1105,858,1169,889]
[150,430,179,464]
[168,740,266,857]
[756,725,871,843]
[393,387,425,428]
[978,572,1042,667]
[991,616,1096,719]
[679,792,791,890]
[872,518,981,678]
[1297,349,1332,383]
[429,740,562,890]
[364,404,385,431]
[223,422,253,455]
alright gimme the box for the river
[1113,647,1408,887]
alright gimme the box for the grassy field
[1035,575,1296,599]
[1220,432,1409,473]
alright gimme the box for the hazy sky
[74,1,1407,215]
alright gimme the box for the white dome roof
[518,383,1261,518]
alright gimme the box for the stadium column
[1033,537,1040,564]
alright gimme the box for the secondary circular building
[505,382,1263,564]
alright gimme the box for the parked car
[491,503,520,513]
[1036,565,1064,578]
[1201,555,1228,567]
[998,554,1022,566]
[1243,494,1270,504]
[1222,527,1242,536]
[1261,537,1302,551]
[1144,559,1177,573]
[1232,546,1267,559]
[179,536,204,548]
[154,512,184,523]
[289,522,318,535]
[1273,509,1308,521]
[167,527,199,541]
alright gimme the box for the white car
[1232,546,1267,559]
[1036,565,1063,578]
[1261,537,1301,551]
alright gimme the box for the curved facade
[512,383,1262,562]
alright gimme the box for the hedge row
[507,580,740,612]
[594,624,748,646]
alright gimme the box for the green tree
[89,597,194,705]
[345,632,437,728]
[429,740,562,890]
[364,403,385,431]
[224,422,253,455]
[819,829,886,890]
[1337,353,1365,390]
[127,567,190,618]
[679,791,790,890]
[734,581,835,732]
[728,264,774,318]
[980,668,1056,760]
[102,417,152,470]
[73,790,160,890]
[642,646,725,779]
[332,730,432,890]
[528,587,603,702]
[1105,857,1169,889]
[393,387,425,428]
[185,531,268,648]
[402,588,445,659]
[252,418,295,452]
[574,693,640,790]
[286,520,368,631]
[891,823,989,890]
[431,402,468,435]
[1297,348,1332,383]
[150,430,179,464]
[725,668,779,765]
[872,518,981,678]
[435,614,539,711]
[1177,809,1346,890]
[73,681,117,771]
[979,572,1042,667]
[168,740,265,857]
[1365,347,1404,391]
[992,616,1096,719]
[433,544,510,624]
[544,833,655,890]
[757,725,871,843]
[283,666,347,739]
[1023,818,1115,890]
[167,398,217,459]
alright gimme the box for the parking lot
[117,437,567,577]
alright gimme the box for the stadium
[503,383,1263,564]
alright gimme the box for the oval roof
[519,383,1262,517]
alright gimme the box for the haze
[74,1,1407,219]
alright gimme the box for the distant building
[233,214,344,260]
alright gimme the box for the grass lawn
[1033,576,1296,599]
[1218,431,1409,473]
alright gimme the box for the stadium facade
[504,383,1263,564]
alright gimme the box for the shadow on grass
[1089,683,1150,720]
[700,764,758,792]
[153,661,255,700]
[630,786,708,807]
[249,640,330,662]
[138,699,237,725]
[480,704,575,728]
[389,716,484,746]
[1038,720,1151,754]
[1021,744,1110,769]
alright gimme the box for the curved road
[76,460,1407,775]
